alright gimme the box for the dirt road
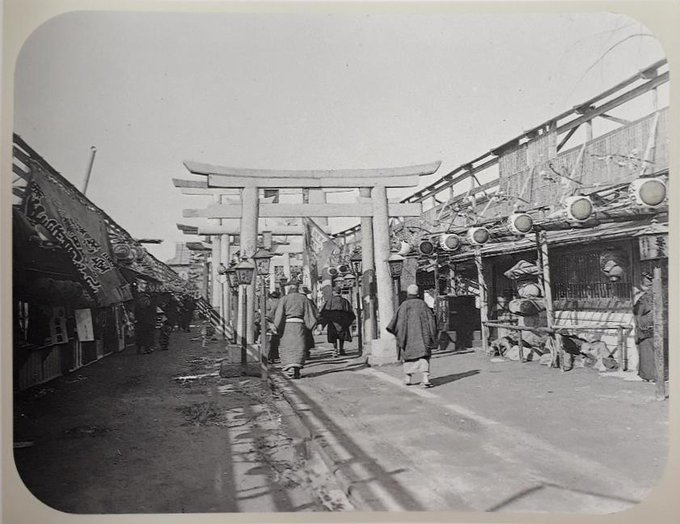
[13,330,349,514]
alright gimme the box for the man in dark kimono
[386,284,438,388]
[273,281,318,379]
[320,287,356,357]
[135,292,156,354]
[633,271,667,382]
[265,291,281,363]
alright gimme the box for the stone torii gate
[180,160,441,364]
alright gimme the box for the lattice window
[551,245,632,301]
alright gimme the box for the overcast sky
[14,10,666,261]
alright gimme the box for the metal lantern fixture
[226,263,239,288]
[388,253,405,279]
[507,213,534,235]
[439,233,461,252]
[234,258,255,286]
[629,177,667,208]
[467,227,490,246]
[350,251,363,275]
[564,195,593,222]
[252,248,274,276]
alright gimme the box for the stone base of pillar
[224,343,260,364]
[367,337,399,366]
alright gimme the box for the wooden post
[360,187,377,342]
[585,120,593,142]
[221,234,231,336]
[617,326,625,371]
[355,283,363,355]
[260,277,269,380]
[211,235,222,313]
[433,257,440,324]
[241,187,259,345]
[538,231,564,369]
[474,248,489,354]
[653,266,666,400]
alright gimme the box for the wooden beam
[12,187,25,198]
[13,164,30,180]
[598,113,631,126]
[185,160,441,179]
[556,73,668,136]
[183,202,423,218]
[271,244,304,255]
[197,225,304,235]
[207,174,423,188]
[557,125,579,152]
[173,178,209,189]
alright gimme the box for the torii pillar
[241,187,259,345]
[360,187,377,343]
[369,185,398,364]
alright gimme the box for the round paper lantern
[629,177,667,208]
[467,227,490,246]
[564,196,593,222]
[418,239,435,256]
[397,241,412,256]
[439,234,461,252]
[507,213,534,235]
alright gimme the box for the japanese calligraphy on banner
[25,170,132,306]
[302,218,341,303]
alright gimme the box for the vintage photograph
[9,6,669,516]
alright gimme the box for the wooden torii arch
[179,160,441,364]
[173,185,331,331]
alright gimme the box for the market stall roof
[448,216,667,262]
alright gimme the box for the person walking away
[320,286,356,357]
[158,315,173,351]
[265,291,281,363]
[386,284,438,388]
[273,281,318,379]
[178,295,196,332]
[135,292,156,354]
[633,271,667,382]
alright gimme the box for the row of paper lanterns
[397,176,667,255]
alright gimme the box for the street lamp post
[252,248,274,381]
[225,262,239,342]
[350,251,363,355]
[217,263,228,339]
[388,253,405,309]
[233,258,255,372]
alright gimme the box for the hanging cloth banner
[302,217,339,304]
[24,168,133,306]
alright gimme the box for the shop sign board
[639,234,668,261]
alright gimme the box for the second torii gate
[181,160,441,364]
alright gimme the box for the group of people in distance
[266,278,438,388]
[133,291,197,354]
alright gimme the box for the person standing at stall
[633,271,667,382]
[320,286,355,357]
[273,280,318,379]
[386,284,438,388]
